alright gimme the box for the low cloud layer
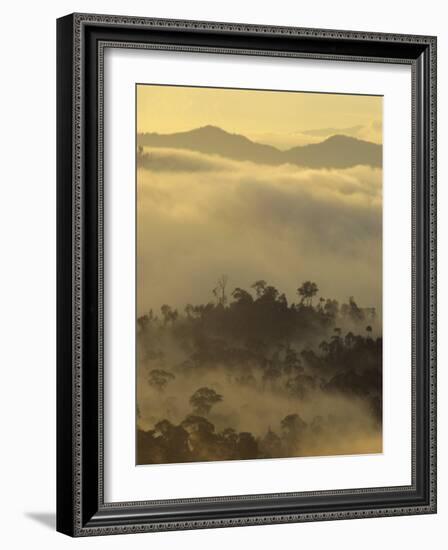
[137,147,382,315]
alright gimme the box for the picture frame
[56,13,437,537]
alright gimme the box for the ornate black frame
[56,13,437,537]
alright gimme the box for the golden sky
[137,84,382,146]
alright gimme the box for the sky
[137,84,382,147]
[136,85,382,315]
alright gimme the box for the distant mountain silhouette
[138,126,382,169]
[284,135,381,169]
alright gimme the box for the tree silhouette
[148,369,175,391]
[212,275,229,307]
[345,331,356,348]
[341,296,364,323]
[324,298,339,319]
[190,387,223,415]
[181,414,215,435]
[231,287,254,307]
[237,432,258,459]
[260,428,282,457]
[285,374,316,398]
[251,280,267,298]
[297,281,319,306]
[185,303,195,319]
[281,413,307,436]
[259,285,280,303]
[262,355,282,387]
[160,304,178,325]
[137,313,150,332]
[282,346,303,375]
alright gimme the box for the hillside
[138,126,382,169]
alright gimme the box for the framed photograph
[57,13,437,536]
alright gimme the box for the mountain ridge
[138,126,382,169]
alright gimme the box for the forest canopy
[137,279,382,464]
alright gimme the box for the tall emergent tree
[189,387,223,416]
[297,281,319,306]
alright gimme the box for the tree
[262,356,282,387]
[251,280,267,299]
[185,304,195,318]
[258,285,279,303]
[148,369,175,391]
[297,281,319,306]
[152,419,191,462]
[154,419,173,436]
[345,331,356,348]
[221,427,238,446]
[341,296,364,323]
[260,428,282,458]
[181,414,215,435]
[329,327,343,357]
[285,374,316,398]
[189,387,223,415]
[231,287,254,306]
[236,432,259,459]
[160,304,178,325]
[281,413,307,437]
[212,275,229,307]
[181,415,220,460]
[137,314,150,331]
[282,346,303,375]
[324,298,339,319]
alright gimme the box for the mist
[136,134,382,465]
[136,279,382,464]
[137,147,382,316]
